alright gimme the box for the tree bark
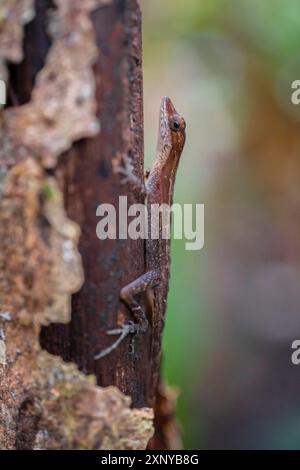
[39,0,152,408]
[0,0,154,450]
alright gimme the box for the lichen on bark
[0,0,35,63]
[0,158,153,449]
[0,0,153,450]
[1,0,107,169]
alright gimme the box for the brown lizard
[95,97,186,370]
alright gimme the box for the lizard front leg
[94,270,159,359]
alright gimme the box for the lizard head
[158,96,186,155]
[148,97,186,203]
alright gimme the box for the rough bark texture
[0,0,153,450]
[41,0,152,408]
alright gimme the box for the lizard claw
[106,321,138,336]
[106,327,125,335]
[94,323,139,360]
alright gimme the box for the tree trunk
[40,0,151,408]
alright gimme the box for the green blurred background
[141,0,300,449]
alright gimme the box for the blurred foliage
[143,0,300,65]
[142,0,300,449]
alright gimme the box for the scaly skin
[95,97,186,373]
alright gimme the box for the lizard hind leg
[94,270,159,360]
[120,269,159,332]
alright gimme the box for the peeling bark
[41,0,151,407]
[1,0,105,169]
[148,380,182,451]
[0,0,35,63]
[0,158,153,449]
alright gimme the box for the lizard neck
[147,146,182,207]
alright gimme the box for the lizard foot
[94,322,141,360]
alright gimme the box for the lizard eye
[170,117,186,132]
[170,118,181,132]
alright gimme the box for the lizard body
[95,97,186,370]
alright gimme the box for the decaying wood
[41,0,153,408]
[0,0,35,64]
[148,380,182,451]
[0,0,153,450]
